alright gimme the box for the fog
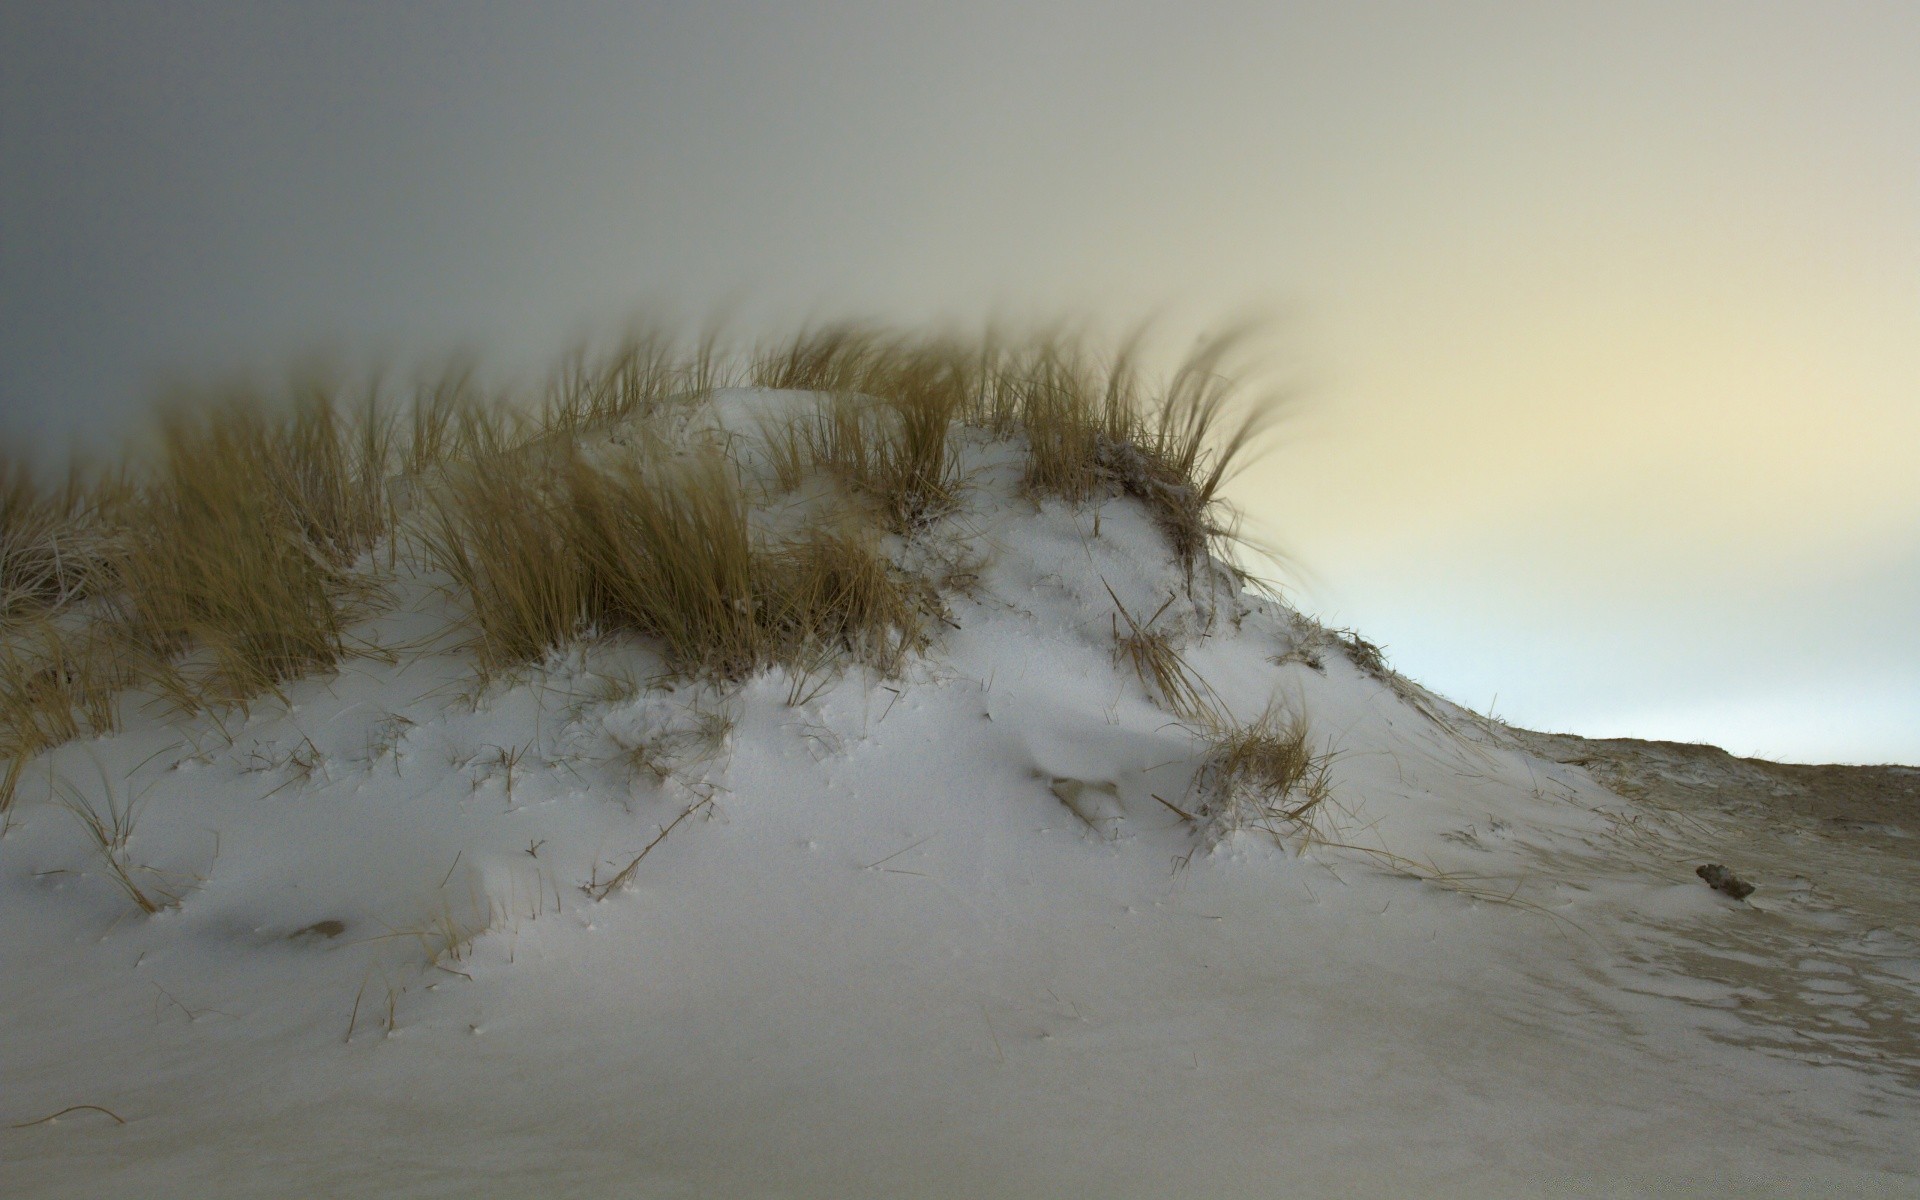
[4,2,1915,761]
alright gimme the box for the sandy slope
[3,395,1915,1197]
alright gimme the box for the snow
[4,390,1916,1197]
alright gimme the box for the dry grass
[424,435,935,682]
[802,387,967,529]
[114,391,391,707]
[585,794,716,900]
[756,326,978,531]
[1104,583,1213,719]
[1014,327,1271,569]
[4,315,1285,801]
[424,442,591,669]
[2,462,134,811]
[411,894,498,973]
[401,363,481,478]
[570,449,768,674]
[541,326,731,436]
[610,700,735,787]
[3,372,473,790]
[55,766,177,914]
[271,379,401,563]
[1189,699,1334,848]
[1313,623,1457,731]
[1005,333,1142,500]
[774,525,933,675]
[1,458,127,625]
[1333,628,1389,677]
[0,621,129,813]
[757,321,1275,564]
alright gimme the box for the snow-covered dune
[4,390,1915,1197]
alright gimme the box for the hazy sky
[4,2,1916,762]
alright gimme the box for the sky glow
[3,2,1914,761]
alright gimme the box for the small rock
[1696,864,1754,901]
[1050,777,1127,840]
[290,919,347,940]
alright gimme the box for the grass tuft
[1333,628,1389,677]
[756,320,1277,560]
[104,373,433,712]
[571,449,765,674]
[424,435,935,682]
[0,621,129,813]
[1005,329,1144,500]
[774,525,933,676]
[1104,582,1212,719]
[4,315,1288,798]
[1017,327,1272,570]
[1,458,126,625]
[55,767,177,914]
[541,325,732,436]
[1190,699,1334,848]
[117,397,358,706]
[424,442,592,670]
[758,325,979,532]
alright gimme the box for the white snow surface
[4,391,1916,1196]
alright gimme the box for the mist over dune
[5,4,1918,763]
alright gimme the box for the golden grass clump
[1104,582,1212,719]
[1,458,128,625]
[424,438,934,682]
[757,321,1274,565]
[271,382,401,564]
[570,450,767,675]
[424,443,592,669]
[4,375,469,797]
[1013,327,1270,568]
[588,458,935,678]
[1005,337,1139,500]
[784,390,964,532]
[2,460,135,810]
[2,462,78,620]
[1190,700,1334,848]
[0,622,131,814]
[541,327,731,436]
[4,313,1282,801]
[755,325,980,531]
[116,391,395,707]
[435,317,1277,686]
[774,525,933,675]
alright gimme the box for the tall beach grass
[4,316,1282,807]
